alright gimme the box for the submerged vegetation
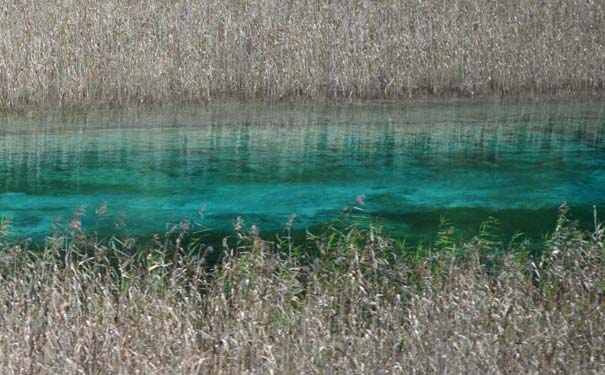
[1,0,604,110]
[0,206,604,373]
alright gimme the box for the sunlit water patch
[1,100,604,242]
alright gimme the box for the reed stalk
[1,0,603,110]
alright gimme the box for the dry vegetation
[1,0,604,110]
[0,207,604,373]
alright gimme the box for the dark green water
[1,99,604,243]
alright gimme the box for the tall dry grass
[1,0,604,110]
[0,207,604,373]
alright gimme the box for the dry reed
[1,0,604,110]
[0,207,604,373]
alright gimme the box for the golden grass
[0,208,604,373]
[1,0,604,110]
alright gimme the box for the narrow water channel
[1,99,604,242]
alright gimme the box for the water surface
[1,99,604,242]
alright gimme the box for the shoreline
[3,86,604,115]
[1,92,604,119]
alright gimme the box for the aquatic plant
[0,207,604,373]
[1,0,604,110]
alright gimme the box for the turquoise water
[1,100,604,242]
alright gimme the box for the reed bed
[0,206,604,373]
[1,0,604,110]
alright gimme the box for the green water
[1,99,604,243]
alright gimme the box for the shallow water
[1,99,604,242]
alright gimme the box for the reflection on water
[0,99,604,241]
